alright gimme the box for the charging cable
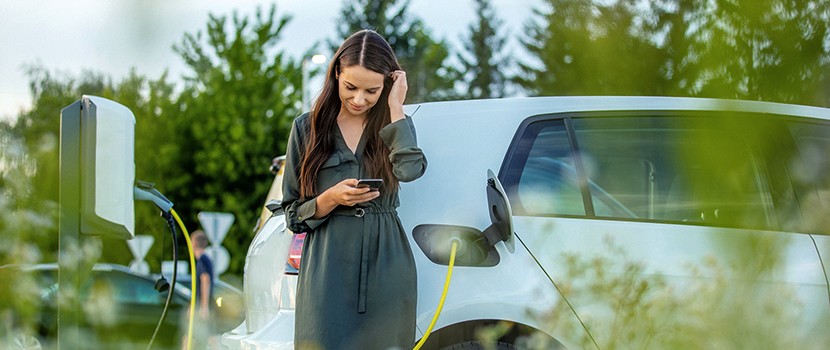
[146,211,178,350]
[134,183,196,350]
[413,239,459,350]
[171,208,197,350]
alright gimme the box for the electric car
[223,96,830,349]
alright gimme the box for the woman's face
[337,64,385,118]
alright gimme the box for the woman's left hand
[388,70,407,122]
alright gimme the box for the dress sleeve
[281,116,329,233]
[379,116,428,182]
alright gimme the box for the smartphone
[357,178,383,190]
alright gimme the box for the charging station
[58,95,136,348]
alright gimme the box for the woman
[281,29,427,349]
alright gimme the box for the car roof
[405,96,830,121]
[4,262,140,273]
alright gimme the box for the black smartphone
[357,178,383,190]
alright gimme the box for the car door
[501,111,830,348]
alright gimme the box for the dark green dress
[282,113,427,349]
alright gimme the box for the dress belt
[330,206,396,313]
[330,206,395,217]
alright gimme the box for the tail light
[286,233,306,272]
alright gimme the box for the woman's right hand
[313,179,380,219]
[326,178,380,206]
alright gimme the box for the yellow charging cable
[171,209,197,350]
[413,241,459,350]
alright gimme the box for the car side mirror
[265,199,282,214]
[484,169,514,245]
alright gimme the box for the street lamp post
[302,54,327,112]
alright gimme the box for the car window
[786,121,830,234]
[94,271,178,305]
[504,113,780,230]
[572,116,769,227]
[512,120,585,216]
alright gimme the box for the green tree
[517,0,668,96]
[169,4,301,275]
[457,0,512,99]
[334,0,460,102]
[643,0,830,106]
[520,0,830,107]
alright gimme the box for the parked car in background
[3,262,191,349]
[223,97,830,349]
[6,260,246,349]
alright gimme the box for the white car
[223,96,830,349]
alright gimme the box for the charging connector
[134,181,174,213]
[448,237,465,257]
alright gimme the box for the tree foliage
[457,0,512,99]
[519,0,830,106]
[166,4,300,275]
[642,0,830,106]
[334,0,460,102]
[517,0,668,96]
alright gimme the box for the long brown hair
[299,29,402,199]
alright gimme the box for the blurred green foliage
[518,0,830,107]
[0,126,54,345]
[501,237,830,349]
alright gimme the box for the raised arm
[380,116,427,182]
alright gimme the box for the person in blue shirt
[192,230,214,318]
[182,229,215,349]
